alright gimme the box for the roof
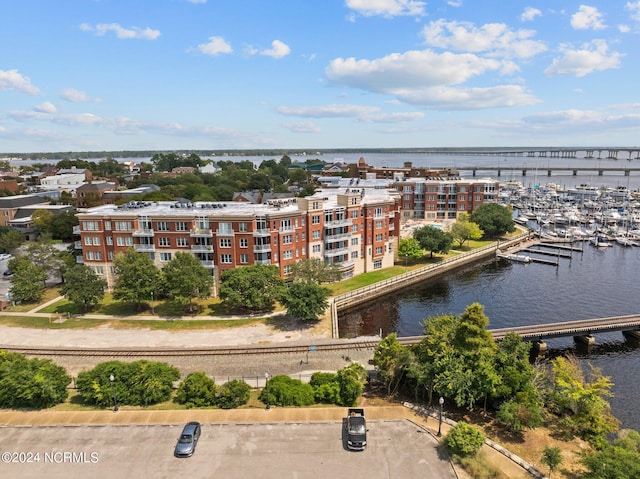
[0,194,49,209]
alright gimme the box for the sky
[1,0,640,153]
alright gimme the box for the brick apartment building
[75,182,402,291]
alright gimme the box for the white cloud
[34,102,56,114]
[392,85,539,110]
[618,24,631,33]
[260,40,291,59]
[0,69,41,95]
[345,0,426,18]
[60,88,90,102]
[545,40,622,77]
[521,7,542,22]
[570,5,606,30]
[626,2,640,21]
[281,121,321,133]
[197,36,233,56]
[277,104,380,118]
[80,23,160,40]
[447,1,462,7]
[360,111,425,123]
[420,19,547,59]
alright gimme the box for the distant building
[347,157,458,181]
[8,204,75,241]
[75,182,116,208]
[102,185,161,204]
[0,194,50,228]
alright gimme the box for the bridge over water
[460,165,640,177]
[423,147,640,160]
[398,314,640,350]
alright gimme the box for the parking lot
[0,420,457,479]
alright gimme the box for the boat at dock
[589,236,613,248]
[498,253,532,263]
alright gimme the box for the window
[375,220,383,229]
[220,254,233,264]
[352,224,359,233]
[107,251,114,260]
[351,197,358,205]
[218,222,233,234]
[312,230,321,239]
[301,247,306,255]
[281,219,292,231]
[239,222,248,232]
[177,237,189,247]
[374,259,382,269]
[176,221,187,231]
[94,266,104,275]
[351,210,358,218]
[106,236,113,245]
[104,221,111,230]
[284,265,292,275]
[283,235,292,244]
[374,207,383,218]
[116,237,133,246]
[159,237,171,247]
[239,238,248,248]
[312,244,321,253]
[376,246,383,254]
[240,254,249,264]
[312,215,321,225]
[312,201,319,209]
[84,237,92,246]
[82,221,99,231]
[376,234,383,242]
[283,250,293,260]
[351,238,359,246]
[115,221,132,231]
[160,253,172,262]
[351,251,358,259]
[156,221,169,231]
[220,238,232,248]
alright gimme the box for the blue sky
[1,0,639,153]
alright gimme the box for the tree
[450,214,483,248]
[8,257,47,303]
[217,379,251,409]
[443,421,486,457]
[280,281,330,321]
[544,355,619,445]
[258,375,315,407]
[162,252,214,312]
[373,333,411,396]
[0,227,24,253]
[397,237,423,267]
[174,372,217,408]
[0,351,71,409]
[59,264,107,311]
[470,203,515,238]
[289,258,342,283]
[336,363,367,406]
[22,241,65,282]
[112,249,162,310]
[582,445,640,479]
[49,211,79,241]
[541,446,563,478]
[219,264,285,313]
[413,225,453,258]
[31,209,54,237]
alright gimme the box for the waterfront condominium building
[391,177,499,220]
[75,182,401,291]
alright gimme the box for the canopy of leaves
[174,372,217,408]
[258,375,315,407]
[280,281,330,321]
[112,249,162,309]
[0,350,70,409]
[60,264,107,311]
[162,252,214,311]
[289,258,342,284]
[217,379,251,409]
[0,227,25,253]
[219,264,285,312]
[8,257,47,303]
[413,225,453,257]
[450,213,483,248]
[470,203,515,238]
[76,360,180,407]
[443,421,486,458]
[397,237,423,261]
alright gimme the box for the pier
[461,166,640,177]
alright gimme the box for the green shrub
[259,375,314,407]
[175,372,217,408]
[0,350,70,409]
[76,360,180,407]
[217,379,251,409]
[444,421,486,458]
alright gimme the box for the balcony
[74,241,82,249]
[75,255,84,264]
[132,228,154,237]
[255,259,271,265]
[191,244,213,253]
[72,226,81,235]
[324,232,351,242]
[134,244,156,252]
[254,244,272,253]
[279,225,295,233]
[324,218,352,228]
[190,228,213,237]
[216,229,234,236]
[200,260,215,269]
[252,228,271,237]
[324,247,351,258]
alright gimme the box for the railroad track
[0,340,393,358]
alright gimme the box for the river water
[332,151,640,432]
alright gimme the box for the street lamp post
[437,397,444,436]
[109,374,119,412]
[264,373,270,410]
[150,291,154,315]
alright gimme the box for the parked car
[174,421,201,457]
[3,269,13,276]
[0,253,11,261]
[346,408,367,451]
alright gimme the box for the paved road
[0,407,459,479]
